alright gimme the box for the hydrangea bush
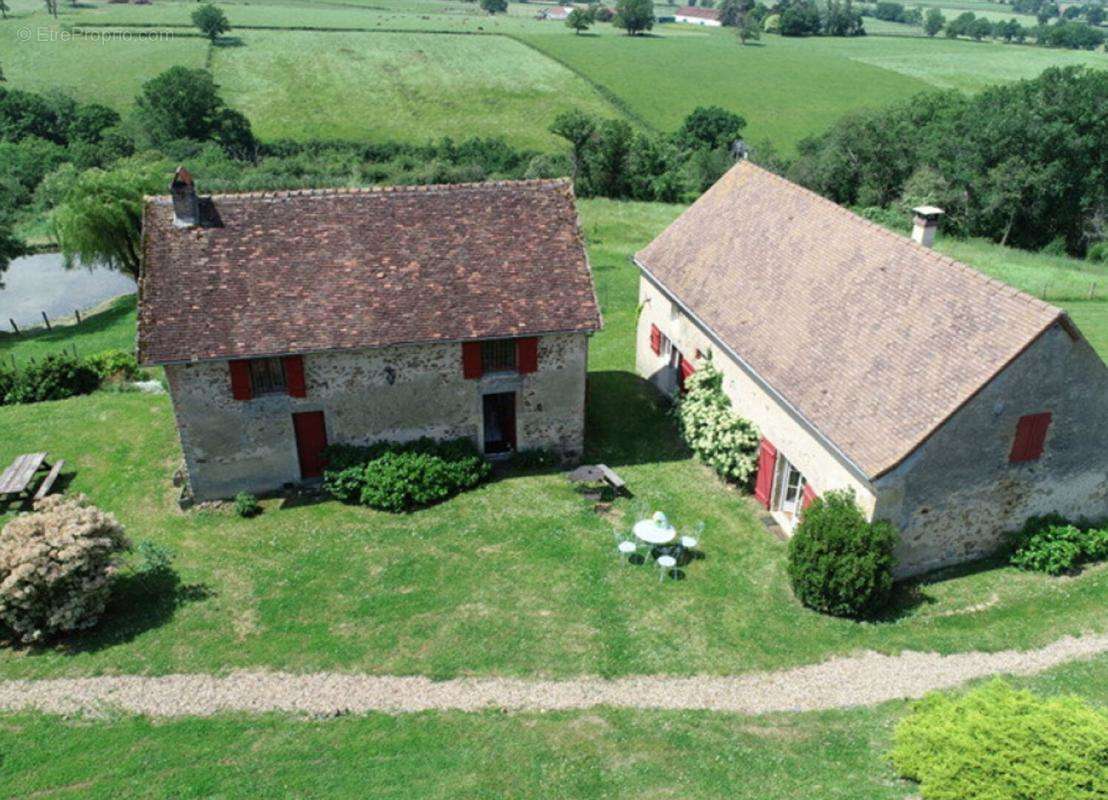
[675,358,760,485]
[0,494,131,643]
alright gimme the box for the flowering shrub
[674,358,760,484]
[1008,515,1108,575]
[0,494,131,643]
[892,680,1108,800]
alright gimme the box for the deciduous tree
[566,7,593,32]
[613,0,654,34]
[191,4,231,42]
[923,6,944,35]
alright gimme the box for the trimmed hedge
[786,489,896,618]
[892,680,1108,800]
[322,438,491,512]
[1008,515,1108,575]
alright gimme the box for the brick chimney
[170,166,199,228]
[911,206,943,248]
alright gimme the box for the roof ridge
[143,177,573,203]
[735,161,1062,319]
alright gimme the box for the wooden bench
[596,464,627,495]
[0,452,47,498]
[33,459,65,501]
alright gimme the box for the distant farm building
[675,6,722,25]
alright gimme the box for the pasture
[2,0,1107,152]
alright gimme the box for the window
[1009,412,1052,463]
[481,340,517,373]
[249,358,287,395]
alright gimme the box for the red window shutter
[283,355,307,398]
[753,438,778,509]
[462,342,483,380]
[801,482,817,512]
[650,324,662,355]
[517,337,539,374]
[679,355,696,394]
[1009,412,1052,463]
[229,360,253,401]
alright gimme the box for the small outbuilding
[674,6,722,25]
[139,171,601,501]
[636,161,1108,576]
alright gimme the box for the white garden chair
[656,553,677,582]
[613,530,639,563]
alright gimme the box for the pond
[0,253,136,331]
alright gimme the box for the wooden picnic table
[0,452,65,503]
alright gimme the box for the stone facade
[167,333,589,501]
[637,273,1108,577]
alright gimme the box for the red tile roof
[676,6,720,19]
[138,179,601,365]
[636,161,1065,479]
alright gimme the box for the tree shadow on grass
[8,565,214,657]
[213,36,245,47]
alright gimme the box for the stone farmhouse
[138,170,601,501]
[674,6,722,25]
[637,161,1108,577]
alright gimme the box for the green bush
[85,348,140,382]
[891,680,1108,800]
[233,492,261,518]
[0,353,100,405]
[786,489,896,618]
[675,358,761,485]
[1087,241,1108,264]
[322,438,491,512]
[1009,515,1108,575]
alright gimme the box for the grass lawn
[2,653,1105,799]
[0,199,1105,682]
[209,30,615,148]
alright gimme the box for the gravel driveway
[2,633,1104,718]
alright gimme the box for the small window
[481,340,517,373]
[659,332,673,359]
[249,358,286,395]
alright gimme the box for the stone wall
[874,322,1108,576]
[166,333,589,500]
[635,273,878,517]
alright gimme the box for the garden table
[633,512,677,546]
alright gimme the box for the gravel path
[2,634,1105,718]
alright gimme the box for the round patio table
[633,513,677,546]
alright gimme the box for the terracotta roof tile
[636,161,1062,478]
[138,179,601,365]
[676,5,720,18]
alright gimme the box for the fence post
[75,309,82,325]
[41,311,51,331]
[8,319,17,335]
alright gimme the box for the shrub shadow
[9,565,214,656]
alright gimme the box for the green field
[2,0,1106,152]
[1,199,1106,683]
[210,30,613,148]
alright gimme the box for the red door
[292,411,328,478]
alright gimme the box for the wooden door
[292,411,328,478]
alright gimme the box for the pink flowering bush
[0,494,131,643]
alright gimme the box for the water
[0,253,136,330]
